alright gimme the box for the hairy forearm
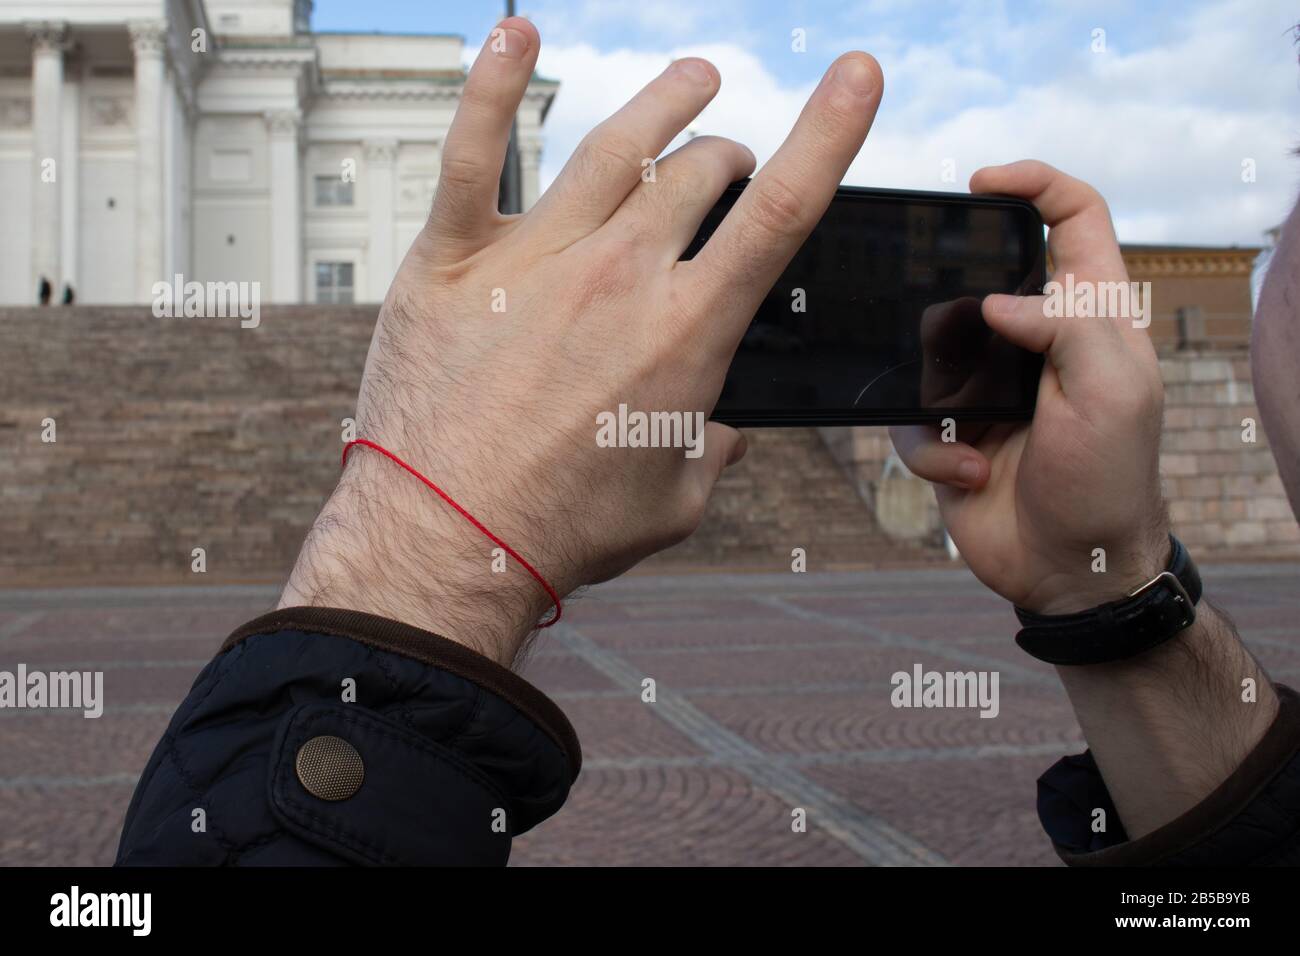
[1056,600,1279,839]
[278,449,551,667]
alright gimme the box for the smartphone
[685,182,1047,427]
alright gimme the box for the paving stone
[0,563,1296,866]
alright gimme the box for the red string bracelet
[341,438,561,628]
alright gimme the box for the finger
[983,281,1129,381]
[889,425,989,490]
[970,160,1128,287]
[973,161,1152,354]
[531,58,722,241]
[427,18,540,246]
[979,294,1053,354]
[686,53,883,354]
[602,135,756,262]
[917,297,997,409]
[972,161,1142,382]
[684,422,748,497]
[919,297,985,365]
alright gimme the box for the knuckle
[687,134,750,170]
[437,153,488,194]
[570,237,641,307]
[671,486,711,541]
[1056,171,1109,219]
[1077,181,1109,215]
[575,129,646,182]
[686,133,730,151]
[458,79,497,113]
[643,166,697,215]
[746,175,807,238]
[1019,158,1061,190]
[1019,158,1054,179]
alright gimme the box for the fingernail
[489,25,529,59]
[833,55,875,96]
[956,459,981,485]
[984,293,1016,317]
[673,58,715,85]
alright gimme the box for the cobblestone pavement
[2,564,1297,867]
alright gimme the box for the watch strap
[1013,535,1201,666]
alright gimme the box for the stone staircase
[0,306,934,587]
[643,426,935,572]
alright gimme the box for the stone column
[129,20,167,301]
[265,110,303,302]
[27,21,69,301]
[519,135,543,211]
[170,68,198,281]
[364,138,397,301]
[60,55,80,297]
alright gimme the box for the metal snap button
[295,734,365,801]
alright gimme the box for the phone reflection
[702,184,1044,421]
[720,296,1035,413]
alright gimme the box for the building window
[315,176,354,207]
[315,262,354,304]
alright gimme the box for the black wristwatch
[1013,535,1201,666]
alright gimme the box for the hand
[891,161,1169,614]
[914,296,1030,412]
[280,17,884,663]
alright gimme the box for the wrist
[1018,528,1172,616]
[279,449,554,666]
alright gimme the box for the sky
[312,0,1300,246]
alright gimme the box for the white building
[0,0,556,304]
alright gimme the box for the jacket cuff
[224,606,581,780]
[1038,683,1300,866]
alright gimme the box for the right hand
[281,17,885,661]
[890,161,1170,615]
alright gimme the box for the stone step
[0,306,937,586]
[646,427,938,571]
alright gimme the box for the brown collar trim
[222,606,581,780]
[1058,683,1300,866]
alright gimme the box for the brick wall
[0,305,377,586]
[821,347,1300,560]
[641,427,936,572]
[818,245,1299,560]
[3,303,1293,589]
[1122,245,1260,352]
[0,305,935,588]
[1159,349,1298,555]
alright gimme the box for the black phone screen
[686,183,1047,426]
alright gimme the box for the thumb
[981,293,1056,355]
[687,421,748,496]
[983,291,1119,387]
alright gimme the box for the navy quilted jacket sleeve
[1037,684,1300,865]
[119,604,1300,866]
[115,607,580,866]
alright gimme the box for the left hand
[890,160,1170,614]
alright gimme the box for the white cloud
[531,0,1300,245]
[535,41,815,185]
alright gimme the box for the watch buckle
[1128,569,1186,601]
[1128,570,1195,626]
